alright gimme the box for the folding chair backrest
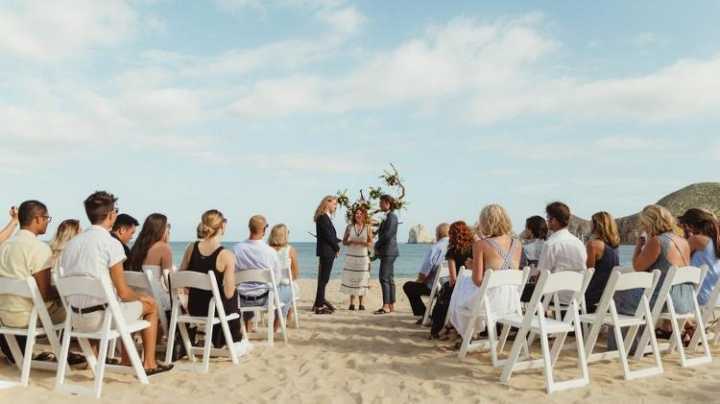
[539,270,586,295]
[671,266,707,287]
[124,271,153,294]
[484,267,530,289]
[0,277,33,299]
[235,268,275,285]
[169,270,212,291]
[55,275,110,303]
[612,270,659,292]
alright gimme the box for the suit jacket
[374,212,399,257]
[316,214,341,257]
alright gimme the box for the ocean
[170,242,636,279]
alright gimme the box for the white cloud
[318,5,366,34]
[632,32,658,48]
[0,0,138,60]
[239,153,375,174]
[592,136,673,152]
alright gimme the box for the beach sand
[2,277,720,403]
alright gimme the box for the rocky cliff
[408,224,434,244]
[570,182,720,244]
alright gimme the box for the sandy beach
[2,277,720,404]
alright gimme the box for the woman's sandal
[314,306,332,315]
[373,308,390,315]
[348,304,356,311]
[145,363,174,376]
[358,305,366,311]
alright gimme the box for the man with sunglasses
[0,200,67,362]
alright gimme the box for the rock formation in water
[408,224,434,244]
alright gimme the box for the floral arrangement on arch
[336,164,407,228]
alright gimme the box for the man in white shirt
[233,215,289,332]
[402,223,450,319]
[61,191,170,375]
[535,201,587,305]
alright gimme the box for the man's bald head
[249,215,267,237]
[436,223,450,240]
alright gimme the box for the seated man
[0,200,66,362]
[233,215,288,332]
[110,213,139,270]
[61,191,171,375]
[403,223,450,320]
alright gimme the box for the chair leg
[275,294,288,345]
[78,338,98,375]
[178,323,196,363]
[500,326,529,384]
[201,319,213,373]
[267,307,274,347]
[20,321,37,386]
[219,316,239,365]
[539,331,555,394]
[164,305,179,365]
[458,321,475,360]
[55,318,73,391]
[94,334,110,399]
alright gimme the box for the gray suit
[375,212,399,305]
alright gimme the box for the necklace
[353,224,365,238]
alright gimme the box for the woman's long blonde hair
[49,219,81,256]
[591,211,620,248]
[479,204,513,238]
[639,205,676,237]
[314,195,337,222]
[268,224,289,247]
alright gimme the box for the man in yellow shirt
[0,200,65,362]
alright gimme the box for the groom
[374,195,399,314]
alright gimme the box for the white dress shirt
[233,239,281,297]
[536,228,587,304]
[60,225,126,308]
[418,237,449,288]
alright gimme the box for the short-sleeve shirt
[233,239,281,297]
[60,225,126,308]
[0,230,53,320]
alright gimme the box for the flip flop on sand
[145,363,173,376]
[373,308,390,315]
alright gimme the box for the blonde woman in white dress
[268,223,300,324]
[340,208,373,311]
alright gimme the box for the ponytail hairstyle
[127,213,168,271]
[198,209,226,240]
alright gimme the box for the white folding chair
[421,260,449,326]
[650,266,712,367]
[54,273,150,398]
[164,271,244,373]
[236,268,288,346]
[457,267,530,367]
[0,276,62,387]
[443,266,469,328]
[282,265,300,329]
[125,270,169,335]
[690,268,720,349]
[580,268,663,380]
[498,269,594,394]
[546,268,589,321]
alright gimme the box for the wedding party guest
[534,201,587,304]
[612,205,692,346]
[450,204,522,340]
[429,221,473,338]
[268,223,300,324]
[234,215,289,332]
[0,201,65,361]
[48,219,81,272]
[61,191,171,375]
[111,213,139,268]
[313,196,340,315]
[127,213,173,313]
[180,209,242,347]
[0,206,19,244]
[520,216,548,268]
[678,208,720,305]
[374,195,399,315]
[340,207,373,311]
[583,212,620,312]
[402,223,449,319]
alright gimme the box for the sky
[1,0,719,242]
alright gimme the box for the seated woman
[520,215,548,269]
[679,208,720,306]
[268,224,300,324]
[49,219,81,272]
[429,221,473,339]
[613,205,692,346]
[127,213,173,315]
[450,204,522,342]
[584,212,620,312]
[178,210,241,347]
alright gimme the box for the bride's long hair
[314,195,337,222]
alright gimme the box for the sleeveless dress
[186,242,241,347]
[142,264,171,311]
[339,225,371,296]
[584,242,620,312]
[450,238,521,337]
[615,232,694,315]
